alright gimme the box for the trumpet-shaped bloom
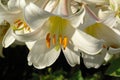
[83,19,120,67]
[73,0,120,67]
[96,0,120,56]
[98,0,120,28]
[82,0,120,64]
[0,0,38,48]
[0,0,26,23]
[85,23,120,48]
[82,48,107,68]
[12,1,105,69]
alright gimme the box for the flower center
[46,16,69,50]
[13,19,31,32]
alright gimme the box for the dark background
[0,45,120,80]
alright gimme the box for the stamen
[13,19,31,31]
[59,35,62,45]
[26,27,31,31]
[14,19,21,24]
[24,23,28,28]
[24,23,31,31]
[52,34,56,45]
[17,22,23,28]
[46,33,51,48]
[62,36,68,50]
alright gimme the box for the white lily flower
[0,0,27,23]
[96,0,120,57]
[0,0,39,48]
[79,0,120,65]
[98,0,120,27]
[74,0,107,15]
[72,3,111,68]
[12,0,105,69]
[84,18,120,66]
[83,47,120,69]
[85,0,120,66]
[85,22,120,48]
[82,48,107,68]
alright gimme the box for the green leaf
[106,58,120,77]
[40,69,66,80]
[84,72,102,80]
[70,70,84,80]
[32,73,40,80]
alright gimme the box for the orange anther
[62,36,68,50]
[14,19,21,24]
[46,33,51,48]
[53,34,56,45]
[23,23,31,31]
[59,35,62,45]
[27,27,31,31]
[24,23,28,28]
[17,22,23,27]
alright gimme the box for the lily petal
[107,47,120,59]
[71,29,103,55]
[8,0,26,10]
[44,0,58,12]
[69,6,85,28]
[25,41,36,50]
[53,0,72,16]
[2,28,15,48]
[27,39,60,69]
[85,23,120,47]
[104,53,113,62]
[109,0,118,11]
[0,0,21,13]
[98,9,114,19]
[99,10,117,28]
[24,3,53,29]
[108,47,120,54]
[69,5,99,29]
[0,5,23,23]
[82,48,107,68]
[103,15,117,28]
[12,20,49,42]
[104,44,120,62]
[62,44,80,67]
